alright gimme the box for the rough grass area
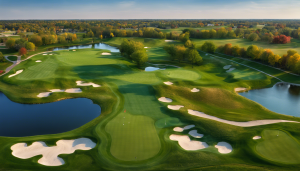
[256,129,300,164]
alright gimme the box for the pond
[52,43,119,52]
[145,67,160,71]
[239,83,300,117]
[0,92,101,137]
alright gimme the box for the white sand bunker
[189,130,203,138]
[253,136,261,140]
[235,87,247,92]
[168,105,184,110]
[215,142,232,154]
[164,81,173,85]
[36,60,42,62]
[173,125,195,132]
[11,138,96,166]
[43,54,47,55]
[65,88,82,93]
[72,50,76,51]
[165,40,175,42]
[223,65,232,69]
[102,52,111,55]
[49,54,53,55]
[158,97,172,103]
[226,68,235,72]
[170,134,208,151]
[144,47,149,48]
[191,88,200,92]
[76,81,101,87]
[8,70,23,78]
[188,109,299,127]
[37,92,52,98]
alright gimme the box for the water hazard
[0,92,101,137]
[239,83,300,117]
[52,43,120,52]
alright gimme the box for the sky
[0,0,300,20]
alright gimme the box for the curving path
[188,109,299,127]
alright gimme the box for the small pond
[0,92,101,137]
[52,43,119,52]
[145,67,160,71]
[239,83,300,117]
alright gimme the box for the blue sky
[0,0,299,19]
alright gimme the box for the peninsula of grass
[0,39,300,170]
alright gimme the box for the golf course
[0,36,300,171]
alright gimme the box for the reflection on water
[145,67,160,71]
[52,43,119,52]
[239,83,300,117]
[0,92,101,137]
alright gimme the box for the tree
[6,38,15,49]
[231,45,240,56]
[201,41,216,53]
[240,47,247,57]
[273,35,291,44]
[25,42,35,51]
[0,52,5,62]
[110,33,114,38]
[260,49,274,63]
[184,40,193,48]
[175,46,187,62]
[71,34,77,41]
[186,49,202,67]
[164,44,176,60]
[224,43,232,55]
[247,45,261,59]
[87,30,94,37]
[120,39,144,58]
[131,50,148,68]
[19,47,27,56]
[99,35,103,39]
[29,35,42,46]
[248,33,260,41]
[268,54,281,66]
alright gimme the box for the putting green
[106,112,161,161]
[162,69,200,81]
[256,129,300,164]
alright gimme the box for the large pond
[52,43,120,52]
[0,92,101,137]
[239,83,300,117]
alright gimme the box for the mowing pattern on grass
[256,129,300,164]
[106,112,161,161]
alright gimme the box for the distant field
[160,26,228,33]
[193,38,300,56]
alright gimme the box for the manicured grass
[0,61,12,71]
[256,129,300,164]
[106,112,161,161]
[193,38,300,56]
[1,39,300,170]
[7,56,18,61]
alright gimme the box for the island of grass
[0,37,300,170]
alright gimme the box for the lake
[52,43,120,52]
[0,92,101,137]
[239,83,300,117]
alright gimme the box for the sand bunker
[170,134,208,151]
[223,65,232,69]
[188,109,299,127]
[215,142,232,154]
[102,52,111,55]
[76,81,101,87]
[43,54,47,55]
[37,92,52,98]
[8,70,23,78]
[168,105,184,110]
[144,47,149,48]
[189,130,203,138]
[226,68,235,72]
[49,54,53,55]
[36,60,42,62]
[253,136,261,140]
[65,88,82,93]
[72,50,76,51]
[191,88,200,92]
[164,81,173,85]
[158,97,173,103]
[50,89,65,93]
[11,138,96,166]
[165,40,175,42]
[173,125,195,132]
[235,87,247,92]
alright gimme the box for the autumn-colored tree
[175,45,187,62]
[131,50,148,68]
[247,45,261,59]
[224,43,232,55]
[240,47,247,57]
[287,53,300,71]
[19,47,27,56]
[0,52,5,62]
[99,35,103,39]
[29,35,42,46]
[71,34,77,41]
[110,33,114,38]
[5,38,15,49]
[248,33,260,41]
[273,35,291,44]
[186,48,202,67]
[260,49,274,63]
[231,45,240,56]
[25,42,35,51]
[269,54,281,66]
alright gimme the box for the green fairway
[256,129,300,164]
[106,112,161,161]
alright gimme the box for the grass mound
[105,112,161,161]
[256,129,300,164]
